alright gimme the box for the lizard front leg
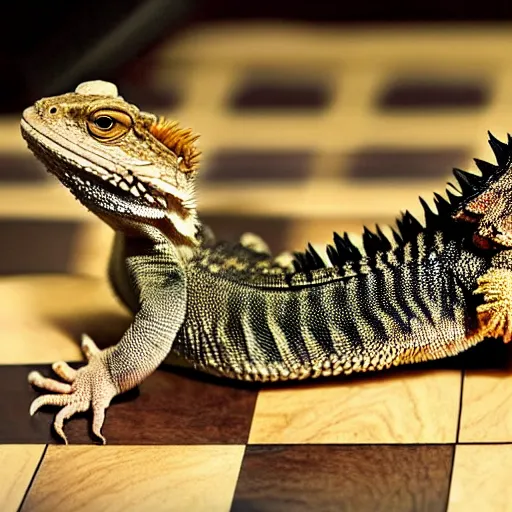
[28,263,187,444]
[474,251,512,342]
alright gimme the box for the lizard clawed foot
[474,269,512,343]
[28,334,118,444]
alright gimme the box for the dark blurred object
[203,0,512,22]
[0,155,47,182]
[378,79,490,111]
[230,72,332,112]
[0,0,196,113]
[205,150,314,182]
[347,148,471,181]
[0,220,79,274]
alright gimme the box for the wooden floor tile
[0,445,45,512]
[233,445,453,512]
[448,444,512,512]
[346,147,470,181]
[70,221,113,277]
[0,365,258,445]
[22,445,244,512]
[0,364,71,443]
[0,155,47,182]
[96,369,258,445]
[0,220,80,274]
[0,322,81,366]
[203,150,313,182]
[229,72,331,111]
[249,369,461,444]
[377,79,489,110]
[459,369,512,443]
[0,275,130,364]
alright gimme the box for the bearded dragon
[20,80,512,444]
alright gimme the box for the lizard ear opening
[149,118,201,173]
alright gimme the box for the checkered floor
[2,277,512,512]
[3,23,512,511]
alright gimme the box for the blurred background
[1,1,511,276]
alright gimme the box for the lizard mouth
[20,114,169,217]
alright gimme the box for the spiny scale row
[293,132,510,273]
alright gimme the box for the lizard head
[452,133,512,250]
[454,184,512,249]
[20,80,201,247]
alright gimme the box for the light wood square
[22,445,245,512]
[459,370,512,443]
[0,444,45,512]
[448,444,512,512]
[249,370,461,444]
[0,275,130,364]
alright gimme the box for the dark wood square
[203,150,313,182]
[346,147,470,180]
[0,364,259,445]
[378,79,489,110]
[230,74,331,111]
[0,155,48,182]
[0,220,80,275]
[232,444,453,512]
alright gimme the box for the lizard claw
[28,334,118,444]
[92,406,107,445]
[54,403,88,444]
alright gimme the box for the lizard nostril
[49,106,57,115]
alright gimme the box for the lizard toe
[52,361,77,382]
[29,393,72,416]
[92,405,108,445]
[54,402,89,444]
[28,371,73,394]
[81,333,100,360]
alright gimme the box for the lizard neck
[97,210,198,263]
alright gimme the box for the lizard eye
[94,116,114,130]
[87,109,132,141]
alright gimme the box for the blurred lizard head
[20,80,201,247]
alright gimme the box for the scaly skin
[20,81,512,444]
